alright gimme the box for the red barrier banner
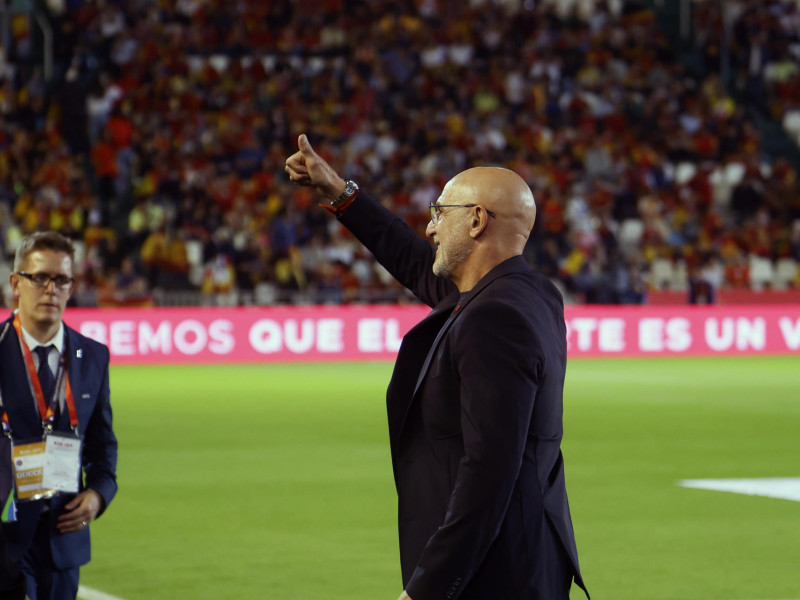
[61,305,800,365]
[564,305,800,357]
[66,306,428,365]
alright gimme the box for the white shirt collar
[20,321,65,356]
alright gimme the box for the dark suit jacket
[0,314,118,570]
[0,523,26,599]
[340,193,587,600]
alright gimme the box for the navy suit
[0,314,117,597]
[0,523,26,599]
[339,193,587,600]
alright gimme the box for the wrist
[328,180,359,216]
[330,179,347,201]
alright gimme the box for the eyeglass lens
[23,272,74,289]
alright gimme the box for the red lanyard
[10,313,79,432]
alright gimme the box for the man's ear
[9,273,20,298]
[469,209,490,239]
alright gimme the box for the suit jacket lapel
[411,300,463,398]
[410,256,530,399]
[387,293,458,446]
[388,257,531,451]
[413,257,526,396]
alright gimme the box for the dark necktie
[34,345,56,403]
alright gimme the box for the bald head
[427,167,537,291]
[450,167,536,244]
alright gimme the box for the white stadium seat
[650,258,674,290]
[748,255,775,291]
[773,257,798,290]
[618,219,644,256]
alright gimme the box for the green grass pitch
[79,356,799,600]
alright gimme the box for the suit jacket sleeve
[406,298,544,600]
[82,344,118,514]
[338,192,456,307]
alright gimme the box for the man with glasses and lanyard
[0,231,117,600]
[286,135,588,600]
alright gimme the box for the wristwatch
[330,180,359,211]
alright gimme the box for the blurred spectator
[56,61,90,155]
[724,250,751,289]
[202,254,237,305]
[791,220,800,261]
[689,253,724,304]
[164,231,192,290]
[107,257,151,306]
[730,167,765,226]
[140,226,169,288]
[90,129,120,218]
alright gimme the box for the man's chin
[432,261,446,278]
[34,307,61,324]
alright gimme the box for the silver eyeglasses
[429,204,496,224]
[16,271,75,291]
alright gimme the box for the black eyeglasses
[16,271,75,291]
[429,204,496,224]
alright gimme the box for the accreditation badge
[11,438,55,502]
[41,432,82,494]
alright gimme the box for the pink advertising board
[61,305,800,365]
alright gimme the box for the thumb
[298,133,314,155]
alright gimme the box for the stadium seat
[185,239,202,264]
[748,255,775,291]
[185,239,204,287]
[773,257,798,290]
[0,259,11,306]
[209,55,230,73]
[650,258,674,290]
[255,282,278,305]
[783,109,800,147]
[671,259,689,290]
[72,240,87,275]
[674,162,697,185]
[710,161,745,211]
[618,219,644,256]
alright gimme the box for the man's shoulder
[64,323,110,360]
[490,267,564,308]
[0,315,14,345]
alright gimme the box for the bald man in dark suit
[286,135,588,600]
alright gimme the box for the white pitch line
[78,585,127,600]
[678,477,800,502]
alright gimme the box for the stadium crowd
[1,0,799,308]
[692,0,800,145]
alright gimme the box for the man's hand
[284,134,347,200]
[57,489,103,534]
[396,591,412,600]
